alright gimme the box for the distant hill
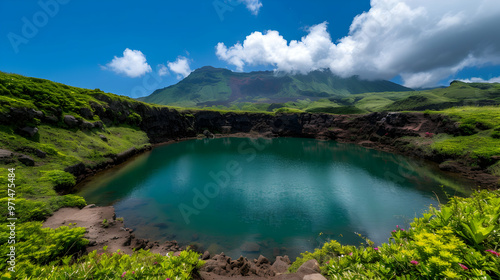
[138,66,413,107]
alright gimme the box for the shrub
[15,249,203,280]
[40,170,76,190]
[0,222,88,272]
[458,123,477,136]
[126,112,142,126]
[290,190,500,279]
[492,131,500,139]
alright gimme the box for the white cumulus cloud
[157,64,170,77]
[216,0,500,88]
[240,0,262,15]
[105,48,152,78]
[168,56,192,79]
[459,76,500,83]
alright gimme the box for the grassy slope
[0,72,204,279]
[140,67,412,107]
[195,81,500,114]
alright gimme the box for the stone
[271,256,290,274]
[81,121,94,130]
[203,130,215,138]
[93,121,104,130]
[0,149,14,164]
[256,255,269,265]
[303,273,328,280]
[80,107,94,119]
[64,115,79,127]
[19,126,38,137]
[34,149,47,158]
[201,251,210,260]
[99,134,108,142]
[64,162,86,176]
[297,259,321,275]
[240,242,260,253]
[44,115,59,123]
[18,154,35,166]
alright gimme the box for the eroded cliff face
[138,107,449,144]
[2,98,498,188]
[137,108,498,189]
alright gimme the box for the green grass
[432,133,500,159]
[436,106,500,129]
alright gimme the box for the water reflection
[78,137,474,260]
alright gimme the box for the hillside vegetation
[0,71,499,279]
[138,67,500,115]
[139,66,412,107]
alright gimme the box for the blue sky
[1,0,500,98]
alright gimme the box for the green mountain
[139,66,413,107]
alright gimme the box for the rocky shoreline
[64,110,499,190]
[43,204,327,279]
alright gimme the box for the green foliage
[49,194,87,210]
[458,123,477,136]
[102,218,109,228]
[0,222,88,271]
[16,249,203,280]
[290,190,500,279]
[40,170,76,189]
[491,130,500,139]
[274,107,305,114]
[0,198,50,222]
[127,112,142,126]
[432,134,500,158]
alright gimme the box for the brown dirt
[43,205,182,256]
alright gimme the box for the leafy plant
[290,190,500,279]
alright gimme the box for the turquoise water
[78,137,473,259]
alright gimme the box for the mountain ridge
[139,66,414,107]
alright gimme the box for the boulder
[303,274,328,280]
[203,130,215,139]
[64,115,79,127]
[44,114,59,123]
[201,251,210,260]
[0,149,15,164]
[19,126,38,137]
[34,149,47,158]
[64,162,86,176]
[297,259,321,275]
[93,121,104,130]
[80,121,94,130]
[271,256,291,274]
[79,107,94,119]
[256,255,270,265]
[18,154,35,166]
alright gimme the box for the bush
[458,123,477,136]
[492,131,500,139]
[0,222,88,272]
[15,249,203,280]
[40,170,76,190]
[126,112,142,126]
[0,198,50,222]
[289,190,500,279]
[49,194,87,210]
